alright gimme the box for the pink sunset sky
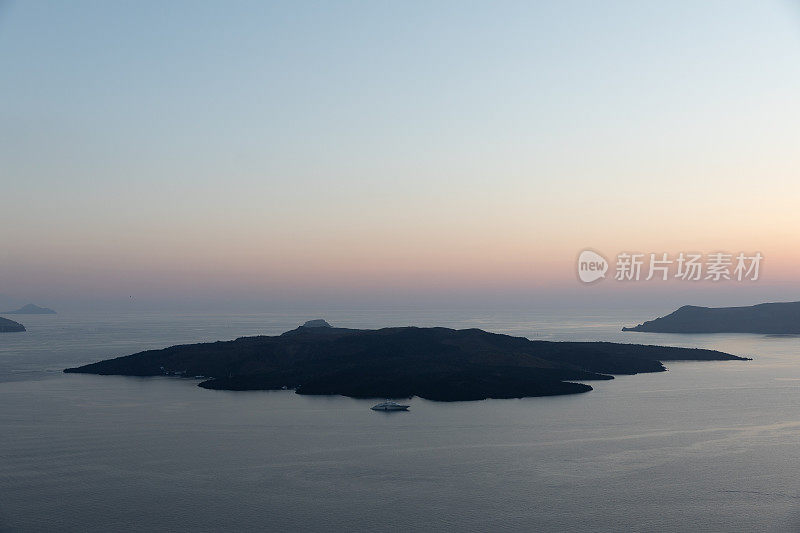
[1,1,799,311]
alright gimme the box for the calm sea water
[2,309,800,532]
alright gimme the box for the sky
[1,0,799,311]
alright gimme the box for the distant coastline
[624,301,800,334]
[0,317,26,332]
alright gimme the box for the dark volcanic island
[623,301,800,334]
[64,320,749,401]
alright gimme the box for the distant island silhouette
[64,321,748,401]
[623,301,800,334]
[0,317,26,332]
[2,304,56,315]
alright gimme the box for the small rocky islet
[2,304,56,315]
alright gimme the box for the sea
[2,308,800,532]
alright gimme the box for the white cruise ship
[370,400,410,411]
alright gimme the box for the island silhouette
[623,301,800,334]
[2,304,56,315]
[65,320,748,401]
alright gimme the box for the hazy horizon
[3,0,799,312]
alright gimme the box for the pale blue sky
[1,1,799,310]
